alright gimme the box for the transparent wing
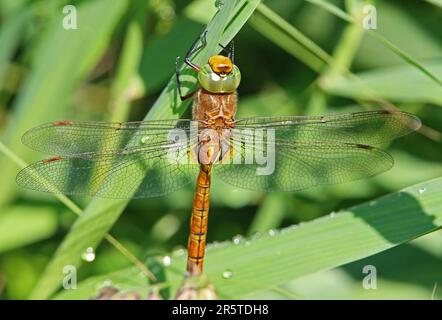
[16,142,199,199]
[214,137,394,192]
[19,110,420,196]
[234,110,421,145]
[21,119,194,155]
[21,111,421,156]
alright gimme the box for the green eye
[198,64,241,93]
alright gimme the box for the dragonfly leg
[184,28,208,72]
[175,28,208,101]
[175,57,198,101]
[219,40,234,63]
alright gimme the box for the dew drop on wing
[140,136,150,145]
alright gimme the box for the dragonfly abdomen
[187,164,211,274]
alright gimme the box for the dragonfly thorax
[198,55,241,94]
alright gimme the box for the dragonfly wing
[16,142,199,199]
[21,119,193,155]
[214,138,393,192]
[234,111,421,146]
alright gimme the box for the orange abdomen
[187,165,211,274]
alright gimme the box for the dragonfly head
[208,55,233,74]
[198,55,241,93]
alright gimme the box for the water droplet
[140,136,150,145]
[281,225,296,235]
[172,247,185,257]
[418,187,426,195]
[215,0,224,9]
[267,229,277,236]
[330,211,336,218]
[102,279,113,287]
[162,256,171,267]
[369,200,376,206]
[82,247,95,262]
[232,235,243,245]
[222,269,233,279]
[251,232,261,240]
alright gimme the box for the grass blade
[366,30,442,87]
[0,8,31,88]
[54,176,442,299]
[108,0,149,122]
[304,0,442,88]
[0,0,129,205]
[250,3,328,72]
[0,206,57,253]
[424,0,442,8]
[322,60,442,106]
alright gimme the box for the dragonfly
[16,31,421,276]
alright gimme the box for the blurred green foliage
[0,0,441,299]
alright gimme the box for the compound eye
[208,55,233,74]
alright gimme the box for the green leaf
[249,3,328,72]
[424,0,442,8]
[355,2,442,69]
[248,194,287,234]
[54,177,442,299]
[306,0,352,23]
[0,8,31,88]
[305,0,442,88]
[277,230,442,299]
[108,0,149,122]
[29,0,262,300]
[0,0,129,205]
[366,31,442,88]
[321,60,442,105]
[139,18,204,95]
[0,206,58,253]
